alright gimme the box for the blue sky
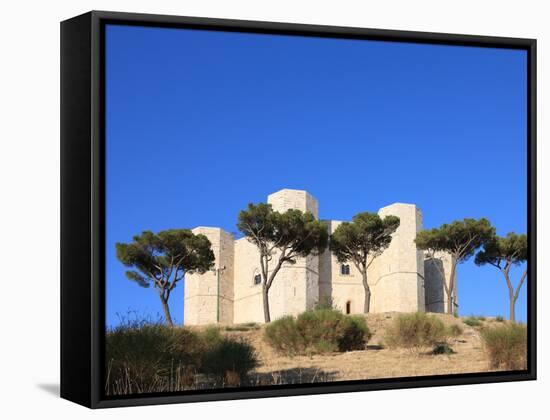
[105,24,527,327]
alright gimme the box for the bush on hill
[481,323,527,370]
[264,309,371,356]
[384,312,449,351]
[105,320,257,395]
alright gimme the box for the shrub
[433,342,455,355]
[105,322,204,395]
[385,312,448,350]
[296,309,343,353]
[448,323,463,337]
[338,315,371,352]
[481,323,527,370]
[225,322,260,332]
[264,309,370,355]
[264,316,305,355]
[201,326,224,347]
[107,322,205,370]
[495,315,505,323]
[105,321,258,395]
[296,309,370,354]
[463,316,483,327]
[201,337,259,384]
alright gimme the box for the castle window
[346,301,351,314]
[253,274,262,285]
[340,264,350,275]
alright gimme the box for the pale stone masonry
[184,189,455,325]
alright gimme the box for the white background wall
[0,0,547,418]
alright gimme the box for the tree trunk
[362,272,371,313]
[364,287,371,313]
[504,270,516,322]
[160,296,174,327]
[509,294,516,322]
[262,284,271,323]
[446,264,456,315]
[446,294,454,315]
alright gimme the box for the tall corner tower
[265,189,320,317]
[267,189,319,219]
[369,203,425,312]
[319,220,366,315]
[183,227,234,325]
[424,251,457,313]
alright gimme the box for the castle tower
[232,189,320,323]
[267,188,319,219]
[318,220,365,315]
[266,189,320,316]
[424,251,457,313]
[368,203,426,313]
[183,227,234,325]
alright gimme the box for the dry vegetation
[481,322,527,370]
[233,312,527,384]
[264,309,370,356]
[239,313,502,383]
[105,312,527,395]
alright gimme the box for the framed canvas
[60,10,536,408]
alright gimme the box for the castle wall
[232,189,320,323]
[219,230,235,322]
[183,227,234,325]
[233,238,264,323]
[233,241,320,323]
[424,251,457,313]
[369,204,425,313]
[183,190,455,325]
[319,220,365,314]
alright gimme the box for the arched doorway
[346,300,351,315]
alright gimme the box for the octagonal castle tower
[183,189,455,325]
[183,227,234,325]
[319,203,426,315]
[233,189,320,323]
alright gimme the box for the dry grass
[481,323,527,370]
[106,312,524,394]
[384,312,449,350]
[227,312,502,382]
[105,323,258,396]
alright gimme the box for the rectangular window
[254,274,262,285]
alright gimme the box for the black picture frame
[60,10,537,409]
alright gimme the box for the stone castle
[183,189,456,325]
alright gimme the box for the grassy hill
[105,311,525,395]
[223,313,499,385]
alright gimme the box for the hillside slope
[223,313,496,385]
